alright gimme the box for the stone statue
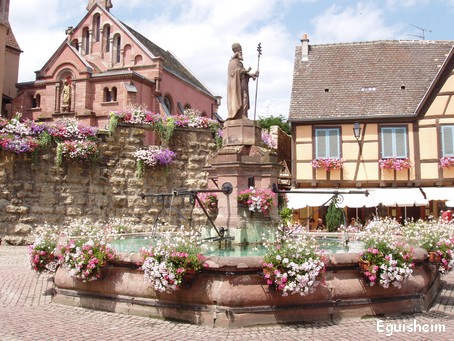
[61,80,71,112]
[227,43,259,120]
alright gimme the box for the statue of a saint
[227,43,259,120]
[61,80,71,112]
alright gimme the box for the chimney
[301,33,309,62]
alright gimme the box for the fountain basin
[109,233,365,255]
[53,248,440,328]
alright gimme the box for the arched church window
[71,39,79,51]
[93,14,101,42]
[82,27,90,54]
[113,34,121,64]
[111,87,117,101]
[32,94,41,108]
[134,54,143,65]
[124,44,132,65]
[103,24,110,53]
[163,96,172,115]
[103,87,111,102]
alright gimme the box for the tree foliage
[325,199,345,232]
[258,115,290,135]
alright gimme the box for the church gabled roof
[34,41,94,80]
[5,26,21,52]
[289,40,454,122]
[121,22,213,96]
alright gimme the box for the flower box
[195,192,218,212]
[311,158,343,172]
[428,251,441,263]
[439,156,454,169]
[237,187,276,214]
[139,231,207,293]
[378,158,411,171]
[358,260,370,272]
[262,236,325,296]
[134,146,176,177]
[359,220,415,289]
[184,268,198,278]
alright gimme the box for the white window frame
[441,125,454,157]
[380,126,407,158]
[314,128,340,159]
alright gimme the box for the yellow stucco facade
[293,72,454,189]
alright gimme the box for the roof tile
[289,40,454,121]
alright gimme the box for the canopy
[287,188,373,209]
[368,188,428,207]
[286,187,429,209]
[420,187,454,202]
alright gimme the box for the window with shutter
[441,126,454,156]
[315,128,340,158]
[380,127,407,158]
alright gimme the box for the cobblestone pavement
[1,245,453,341]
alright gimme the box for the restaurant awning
[420,187,454,201]
[286,187,429,209]
[286,188,373,209]
[368,188,428,207]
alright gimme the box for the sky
[8,0,454,119]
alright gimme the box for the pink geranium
[379,158,411,171]
[311,158,343,172]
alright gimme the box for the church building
[12,0,220,128]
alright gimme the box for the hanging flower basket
[311,158,343,172]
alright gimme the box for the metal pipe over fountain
[141,182,233,241]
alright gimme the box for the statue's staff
[253,43,262,121]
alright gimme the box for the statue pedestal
[205,118,281,244]
[222,118,262,146]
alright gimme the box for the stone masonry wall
[0,124,218,242]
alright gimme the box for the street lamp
[353,122,361,141]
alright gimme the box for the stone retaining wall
[0,124,218,242]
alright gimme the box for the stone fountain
[52,43,441,329]
[203,42,282,244]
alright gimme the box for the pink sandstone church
[11,0,221,128]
